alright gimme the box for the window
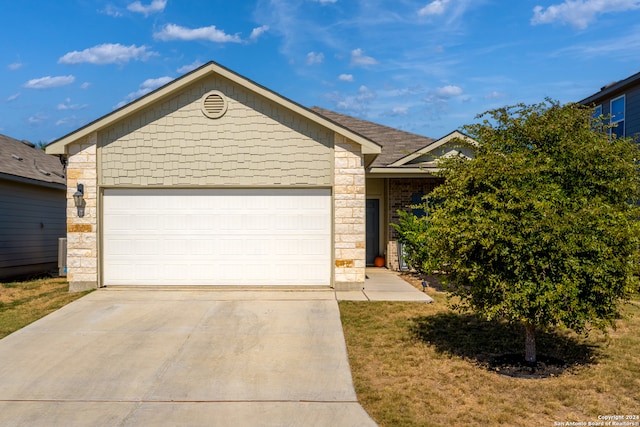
[593,104,602,118]
[610,95,625,138]
[590,104,603,129]
[411,193,426,218]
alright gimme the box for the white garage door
[103,189,331,286]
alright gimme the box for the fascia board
[388,130,474,167]
[46,62,381,156]
[368,167,440,176]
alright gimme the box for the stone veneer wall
[66,133,98,291]
[386,177,443,271]
[333,136,366,290]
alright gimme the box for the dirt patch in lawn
[400,271,447,293]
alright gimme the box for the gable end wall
[99,76,333,187]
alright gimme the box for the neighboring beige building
[46,61,471,291]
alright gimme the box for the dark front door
[366,199,380,265]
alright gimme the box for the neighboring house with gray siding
[580,70,640,140]
[0,134,66,280]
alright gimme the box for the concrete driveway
[0,289,376,426]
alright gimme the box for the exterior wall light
[73,184,85,218]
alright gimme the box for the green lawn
[0,277,91,339]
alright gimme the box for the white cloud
[80,82,91,89]
[127,0,167,17]
[424,85,464,116]
[154,24,241,43]
[56,98,88,111]
[115,76,174,108]
[417,0,477,27]
[431,85,463,99]
[24,75,75,89]
[555,28,640,58]
[7,93,20,102]
[250,25,269,41]
[532,0,640,29]
[484,91,506,100]
[418,0,450,16]
[390,106,409,116]
[350,48,378,66]
[306,52,325,65]
[313,0,337,3]
[135,76,173,94]
[100,4,123,17]
[8,62,23,71]
[56,115,80,126]
[338,74,354,82]
[177,60,203,74]
[58,43,155,65]
[28,113,48,124]
[328,85,376,114]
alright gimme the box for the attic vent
[201,91,228,119]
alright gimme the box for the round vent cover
[201,91,228,119]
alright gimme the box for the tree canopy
[423,100,640,363]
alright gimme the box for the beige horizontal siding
[99,76,333,187]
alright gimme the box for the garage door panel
[275,240,299,255]
[103,189,331,286]
[301,239,328,256]
[244,215,268,231]
[106,262,131,281]
[134,239,159,255]
[105,214,133,232]
[165,239,191,255]
[135,263,161,281]
[105,239,133,256]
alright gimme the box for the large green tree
[425,100,640,364]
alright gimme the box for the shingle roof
[47,61,380,157]
[0,134,66,187]
[579,70,640,105]
[311,107,435,168]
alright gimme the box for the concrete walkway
[336,268,434,302]
[0,290,376,427]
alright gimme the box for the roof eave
[367,166,440,178]
[46,61,381,156]
[579,71,640,105]
[388,130,475,167]
[0,172,66,190]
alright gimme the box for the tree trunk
[524,323,537,365]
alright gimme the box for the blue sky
[2,0,640,144]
